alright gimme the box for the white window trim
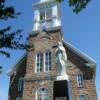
[35,52,43,73]
[77,95,87,100]
[77,72,84,87]
[35,50,52,73]
[44,50,52,72]
[39,8,52,22]
[35,53,37,73]
[44,52,46,72]
[36,87,49,100]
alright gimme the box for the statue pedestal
[57,74,69,80]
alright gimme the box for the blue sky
[0,0,100,100]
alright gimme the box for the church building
[8,0,97,100]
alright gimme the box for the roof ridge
[63,40,96,64]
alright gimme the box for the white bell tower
[32,0,61,33]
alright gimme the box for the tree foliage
[0,66,2,73]
[0,0,28,73]
[0,0,91,73]
[56,0,91,13]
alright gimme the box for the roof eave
[7,53,27,76]
[33,0,57,9]
[63,40,96,67]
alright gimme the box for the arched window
[37,88,49,100]
[77,72,84,87]
[78,95,87,100]
[36,52,43,73]
[44,50,51,72]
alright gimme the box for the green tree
[0,66,2,73]
[0,0,91,73]
[0,0,27,73]
[56,0,91,13]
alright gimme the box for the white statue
[55,41,67,76]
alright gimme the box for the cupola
[32,0,61,33]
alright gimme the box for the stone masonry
[8,30,97,100]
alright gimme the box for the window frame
[18,77,23,92]
[44,50,52,72]
[40,10,46,21]
[77,72,84,87]
[36,87,49,100]
[77,95,87,100]
[35,52,43,73]
[39,7,52,22]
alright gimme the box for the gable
[63,41,96,74]
[7,54,27,76]
[63,41,96,66]
[8,41,96,76]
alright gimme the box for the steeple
[32,0,61,33]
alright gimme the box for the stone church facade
[8,0,97,100]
